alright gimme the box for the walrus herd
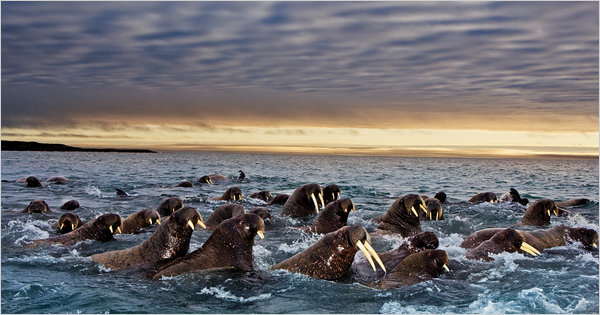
[15,174,598,289]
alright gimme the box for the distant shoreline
[1,141,156,153]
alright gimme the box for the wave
[197,286,272,303]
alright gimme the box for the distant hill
[1,140,156,153]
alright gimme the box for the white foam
[11,219,51,245]
[252,245,274,270]
[85,186,102,197]
[198,286,271,303]
[380,302,421,314]
[276,233,320,254]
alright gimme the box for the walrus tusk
[209,179,213,184]
[149,219,153,225]
[351,201,355,212]
[344,208,348,213]
[410,206,418,217]
[436,212,439,221]
[356,240,376,272]
[60,223,64,230]
[420,203,428,214]
[319,193,325,210]
[311,193,319,213]
[187,220,195,230]
[332,193,335,201]
[337,192,340,199]
[593,242,598,248]
[109,226,114,234]
[257,230,265,239]
[546,209,551,217]
[553,208,559,216]
[71,224,75,230]
[443,264,450,272]
[197,220,206,229]
[364,242,386,272]
[429,212,432,220]
[156,219,161,225]
[520,242,541,256]
[232,195,236,201]
[116,226,122,234]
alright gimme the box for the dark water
[1,151,598,314]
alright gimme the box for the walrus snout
[345,226,386,272]
[172,206,206,231]
[304,184,325,212]
[570,228,599,249]
[157,197,184,217]
[23,199,51,213]
[58,213,81,233]
[410,231,439,250]
[26,176,42,187]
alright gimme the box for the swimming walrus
[121,209,161,234]
[271,226,385,280]
[116,188,129,197]
[322,184,341,206]
[419,198,444,221]
[499,188,529,206]
[249,190,272,202]
[367,249,450,289]
[373,194,428,237]
[298,198,355,234]
[198,176,214,184]
[351,231,439,282]
[554,198,590,208]
[156,197,184,217]
[26,176,42,188]
[175,180,194,188]
[433,191,447,203]
[468,192,498,203]
[201,174,227,183]
[249,207,272,222]
[151,213,265,279]
[31,213,123,246]
[91,207,205,270]
[56,213,82,234]
[21,199,51,214]
[60,200,80,211]
[45,176,68,184]
[212,186,243,202]
[461,225,598,251]
[205,204,246,230]
[279,183,325,218]
[269,194,290,205]
[464,228,541,261]
[518,199,559,226]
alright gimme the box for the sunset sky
[2,2,598,157]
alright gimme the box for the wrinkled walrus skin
[369,249,450,289]
[205,204,245,230]
[374,194,427,237]
[91,207,204,270]
[31,214,122,246]
[280,183,325,218]
[299,198,354,234]
[121,209,161,234]
[518,199,559,226]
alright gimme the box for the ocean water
[1,151,598,314]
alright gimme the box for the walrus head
[198,176,213,184]
[26,176,42,187]
[57,213,81,234]
[568,228,599,249]
[205,204,246,230]
[249,190,272,202]
[423,198,444,221]
[372,249,450,289]
[250,207,272,221]
[304,184,325,212]
[156,197,184,217]
[140,209,161,226]
[220,186,243,201]
[176,181,194,188]
[22,199,51,214]
[409,231,440,250]
[434,191,447,203]
[310,198,355,234]
[377,194,427,237]
[60,200,80,210]
[93,214,124,241]
[521,199,559,226]
[466,228,540,261]
[323,184,342,206]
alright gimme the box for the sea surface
[1,151,598,314]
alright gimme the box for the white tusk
[156,219,161,225]
[443,264,450,272]
[520,242,541,256]
[436,211,439,221]
[337,192,340,199]
[109,226,113,234]
[71,224,75,230]
[149,219,153,225]
[364,242,386,272]
[410,206,418,217]
[311,193,319,213]
[60,223,64,230]
[332,193,335,201]
[356,240,376,272]
[547,209,551,217]
[319,193,325,210]
[116,226,122,234]
[593,243,597,248]
[257,230,265,239]
[187,220,195,230]
[197,220,206,229]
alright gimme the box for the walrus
[269,194,289,205]
[212,186,243,202]
[461,226,598,251]
[156,197,184,217]
[116,188,129,197]
[499,188,529,206]
[250,207,272,222]
[279,183,325,218]
[175,181,194,188]
[351,231,439,282]
[205,204,246,230]
[26,176,42,187]
[249,190,272,202]
[198,176,214,184]
[468,192,498,203]
[91,207,205,270]
[271,225,385,280]
[518,199,559,226]
[60,200,80,211]
[322,184,341,206]
[419,198,444,221]
[368,249,450,289]
[151,213,265,279]
[205,174,227,182]
[31,213,123,246]
[433,191,447,203]
[121,209,161,234]
[46,176,68,184]
[464,228,540,261]
[56,213,82,234]
[238,170,245,180]
[373,194,428,237]
[298,198,355,234]
[554,198,590,208]
[21,199,51,214]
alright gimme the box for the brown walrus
[322,184,341,206]
[518,199,559,226]
[200,174,227,183]
[156,197,184,217]
[468,192,498,203]
[151,213,265,279]
[461,225,598,251]
[212,186,243,202]
[419,198,444,221]
[249,190,272,202]
[198,176,214,184]
[45,176,68,184]
[464,228,541,261]
[373,194,428,237]
[121,209,161,234]
[60,200,80,211]
[368,249,450,289]
[31,213,122,246]
[91,207,205,270]
[270,225,385,280]
[205,204,246,230]
[498,188,529,206]
[279,183,325,218]
[26,176,42,187]
[22,199,51,214]
[56,213,82,234]
[249,207,272,222]
[298,198,355,234]
[554,198,590,208]
[269,194,289,205]
[351,231,439,282]
[175,180,194,188]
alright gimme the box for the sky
[1,1,598,158]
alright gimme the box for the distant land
[1,141,156,153]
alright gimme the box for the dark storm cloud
[1,1,598,131]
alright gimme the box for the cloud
[1,1,598,134]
